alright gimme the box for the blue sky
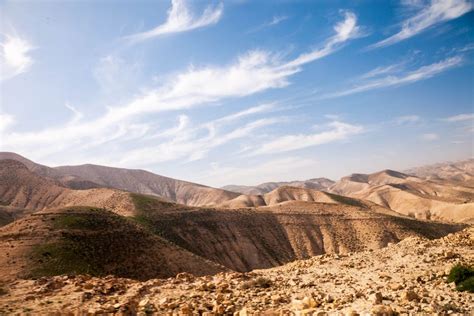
[0,0,473,187]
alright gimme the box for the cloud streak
[443,113,474,122]
[124,0,223,43]
[370,0,472,49]
[284,11,362,68]
[248,121,363,156]
[324,55,463,98]
[1,11,361,165]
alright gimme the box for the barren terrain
[0,226,471,315]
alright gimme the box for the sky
[0,0,473,187]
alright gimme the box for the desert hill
[222,178,335,195]
[0,206,225,282]
[0,152,240,206]
[217,185,387,210]
[329,169,474,222]
[0,159,137,216]
[129,194,465,272]
[405,158,474,184]
[1,226,471,315]
[1,159,465,275]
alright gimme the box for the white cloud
[420,133,439,141]
[370,0,473,49]
[395,115,420,124]
[267,15,288,26]
[113,117,284,167]
[249,15,289,33]
[443,113,474,122]
[196,156,319,187]
[0,113,15,132]
[0,12,361,164]
[324,56,463,98]
[249,121,363,156]
[360,62,404,79]
[124,0,223,43]
[0,34,34,81]
[284,11,362,68]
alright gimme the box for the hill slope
[405,158,474,184]
[222,178,335,195]
[130,195,465,272]
[1,226,471,315]
[0,152,240,206]
[0,206,225,282]
[329,169,474,222]
[0,159,136,216]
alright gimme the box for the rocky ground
[0,227,472,315]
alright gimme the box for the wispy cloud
[359,62,404,79]
[395,115,421,125]
[442,113,474,122]
[0,34,34,81]
[370,0,473,49]
[124,0,223,43]
[248,15,289,33]
[196,156,319,187]
[284,11,362,68]
[420,133,439,141]
[248,121,363,156]
[324,55,463,99]
[113,117,284,167]
[0,12,361,164]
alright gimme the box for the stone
[370,292,383,304]
[370,305,394,316]
[401,290,420,302]
[389,283,403,291]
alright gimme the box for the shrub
[447,264,474,293]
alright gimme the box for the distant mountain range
[0,153,470,282]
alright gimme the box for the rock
[370,292,383,304]
[180,303,192,315]
[292,296,319,310]
[371,305,394,316]
[444,251,457,259]
[389,283,403,291]
[401,290,420,302]
[138,298,150,307]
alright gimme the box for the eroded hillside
[0,206,225,282]
[1,226,471,315]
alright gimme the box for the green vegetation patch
[447,264,474,293]
[29,242,103,278]
[52,214,100,230]
[130,193,161,212]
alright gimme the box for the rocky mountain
[329,169,474,223]
[0,159,137,216]
[0,158,466,275]
[1,226,471,315]
[222,178,335,195]
[0,152,240,206]
[405,158,474,184]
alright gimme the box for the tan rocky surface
[0,227,472,315]
[329,170,474,223]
